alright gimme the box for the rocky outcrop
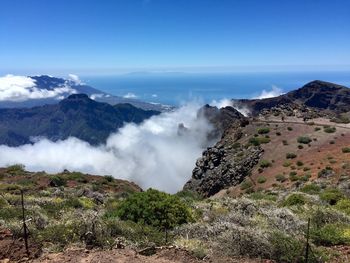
[184,138,263,197]
[184,105,260,197]
[197,104,249,140]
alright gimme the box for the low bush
[286,153,297,159]
[240,180,253,191]
[49,176,66,187]
[249,192,277,201]
[275,174,287,182]
[249,137,271,146]
[323,126,336,133]
[257,127,270,134]
[283,161,292,167]
[287,127,293,131]
[257,176,267,184]
[335,198,350,215]
[260,160,272,168]
[282,194,306,206]
[269,231,304,262]
[296,161,304,166]
[342,147,350,153]
[319,188,344,205]
[301,184,321,195]
[297,136,312,144]
[116,189,193,230]
[311,223,350,246]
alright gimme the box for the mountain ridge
[0,94,160,146]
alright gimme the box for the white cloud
[0,103,215,193]
[90,93,105,100]
[123,92,137,99]
[151,94,158,98]
[210,98,233,108]
[0,74,77,102]
[68,74,82,84]
[255,85,283,99]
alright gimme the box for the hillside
[235,80,350,118]
[0,94,159,146]
[2,80,350,262]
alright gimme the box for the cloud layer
[255,85,283,99]
[0,103,215,193]
[0,74,77,102]
[123,92,138,99]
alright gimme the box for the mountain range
[0,75,170,112]
[0,94,159,146]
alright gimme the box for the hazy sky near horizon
[1,0,350,75]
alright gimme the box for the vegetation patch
[297,136,312,144]
[286,153,297,159]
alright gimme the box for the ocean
[84,71,350,106]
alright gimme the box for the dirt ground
[31,248,272,263]
[216,116,350,197]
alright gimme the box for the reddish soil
[216,117,350,197]
[0,228,41,262]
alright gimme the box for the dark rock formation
[198,104,248,140]
[184,141,263,197]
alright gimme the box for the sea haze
[84,71,350,106]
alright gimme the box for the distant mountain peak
[66,93,90,100]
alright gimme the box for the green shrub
[323,126,336,133]
[6,164,25,175]
[283,161,291,167]
[260,160,271,168]
[319,188,344,205]
[297,136,312,144]
[286,153,297,159]
[116,189,193,230]
[240,180,253,190]
[249,192,277,201]
[287,127,293,131]
[282,140,288,145]
[335,199,350,215]
[269,231,304,262]
[318,167,334,178]
[257,127,270,134]
[311,223,350,246]
[249,137,271,146]
[314,127,321,131]
[301,184,321,194]
[257,176,267,184]
[296,161,304,166]
[298,145,304,149]
[282,194,306,206]
[275,174,287,182]
[342,147,350,153]
[104,175,114,182]
[49,176,66,187]
[289,171,299,182]
[276,132,281,136]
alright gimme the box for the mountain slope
[0,94,159,146]
[235,80,350,117]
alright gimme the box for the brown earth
[0,228,41,262]
[216,116,350,197]
[31,247,272,263]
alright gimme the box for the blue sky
[1,0,349,75]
